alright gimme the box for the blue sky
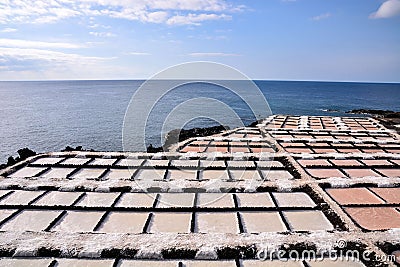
[0,0,399,82]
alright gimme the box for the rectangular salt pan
[134,169,166,180]
[70,168,106,179]
[103,169,135,180]
[8,167,46,178]
[167,170,197,180]
[115,193,156,208]
[31,157,64,165]
[157,193,195,208]
[229,170,261,180]
[195,212,239,233]
[236,193,275,208]
[273,192,316,208]
[116,159,144,167]
[56,259,114,267]
[197,194,234,208]
[1,210,61,231]
[283,211,333,231]
[53,211,104,232]
[75,192,119,207]
[200,170,230,180]
[149,212,192,233]
[0,190,45,205]
[60,158,91,166]
[98,212,148,233]
[88,158,117,166]
[241,212,286,233]
[33,191,82,206]
[40,167,75,179]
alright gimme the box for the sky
[0,0,399,82]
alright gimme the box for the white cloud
[310,12,331,21]
[88,23,111,29]
[126,52,151,56]
[369,0,400,19]
[82,0,241,12]
[0,46,121,80]
[146,11,169,23]
[0,46,115,79]
[89,31,116,37]
[0,38,84,49]
[146,0,230,12]
[0,0,240,26]
[0,37,111,76]
[0,47,109,67]
[1,27,17,33]
[167,13,231,25]
[188,34,228,40]
[188,52,241,57]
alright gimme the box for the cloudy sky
[0,0,399,82]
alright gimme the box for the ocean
[0,80,399,163]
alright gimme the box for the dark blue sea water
[0,80,399,163]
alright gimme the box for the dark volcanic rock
[0,147,37,169]
[146,144,163,153]
[163,125,229,149]
[346,109,400,118]
[17,147,36,160]
[145,124,230,152]
[61,146,97,152]
[62,146,83,152]
[247,119,263,127]
[7,156,16,166]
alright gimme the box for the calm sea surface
[0,80,399,162]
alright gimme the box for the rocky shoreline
[346,109,400,117]
[0,148,36,170]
